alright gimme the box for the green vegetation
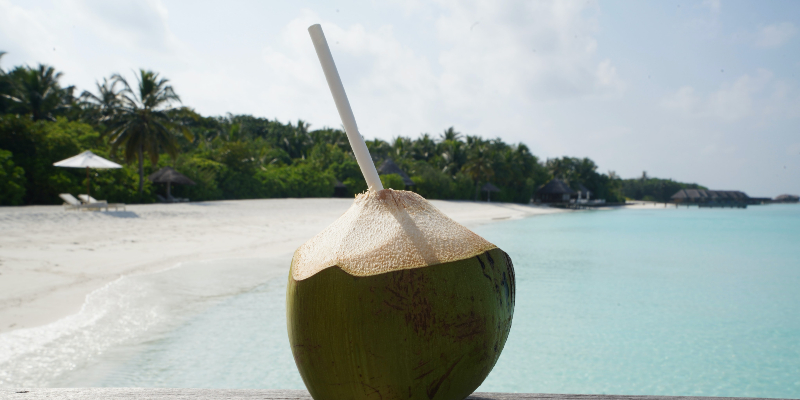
[1,54,686,206]
[620,172,708,203]
[545,157,625,203]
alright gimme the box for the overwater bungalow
[535,178,575,203]
[670,189,752,208]
[378,158,415,188]
[774,194,799,203]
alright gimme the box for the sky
[1,0,798,197]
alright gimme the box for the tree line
[0,55,699,206]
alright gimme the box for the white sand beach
[0,198,566,335]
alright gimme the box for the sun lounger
[60,194,107,211]
[167,194,189,203]
[78,194,126,211]
[157,194,189,203]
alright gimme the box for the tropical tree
[2,64,74,121]
[0,52,10,114]
[461,138,497,199]
[365,138,392,163]
[439,126,462,142]
[107,69,188,195]
[79,77,122,121]
[277,119,313,159]
[411,133,436,162]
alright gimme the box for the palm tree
[439,127,462,142]
[462,139,497,200]
[278,119,313,159]
[391,136,412,159]
[412,133,436,161]
[107,69,187,195]
[2,64,74,121]
[80,77,122,120]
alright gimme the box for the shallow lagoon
[10,205,800,397]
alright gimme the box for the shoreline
[0,198,568,335]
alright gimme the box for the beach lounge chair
[167,194,189,203]
[156,194,188,203]
[59,194,108,211]
[78,194,126,211]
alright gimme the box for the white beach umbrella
[53,150,122,198]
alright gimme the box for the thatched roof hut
[481,182,500,202]
[148,166,196,186]
[535,178,575,203]
[378,158,415,187]
[774,194,799,203]
[148,166,195,200]
[481,183,500,193]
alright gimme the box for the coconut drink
[287,25,516,400]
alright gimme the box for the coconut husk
[291,189,497,280]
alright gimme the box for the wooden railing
[1,388,789,400]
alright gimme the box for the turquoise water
[480,205,800,397]
[7,205,800,397]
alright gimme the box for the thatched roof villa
[377,158,415,187]
[535,178,575,203]
[671,189,752,208]
[774,194,799,203]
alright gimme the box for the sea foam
[0,256,287,387]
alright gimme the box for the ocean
[2,205,799,397]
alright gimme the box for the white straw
[308,24,383,192]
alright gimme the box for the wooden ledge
[1,389,789,400]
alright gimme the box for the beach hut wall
[576,183,591,200]
[377,158,415,187]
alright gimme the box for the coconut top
[291,189,497,280]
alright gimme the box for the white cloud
[0,0,192,96]
[661,69,800,121]
[702,0,721,16]
[434,0,622,105]
[238,1,623,140]
[662,86,701,115]
[755,22,796,48]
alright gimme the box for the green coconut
[287,189,515,400]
